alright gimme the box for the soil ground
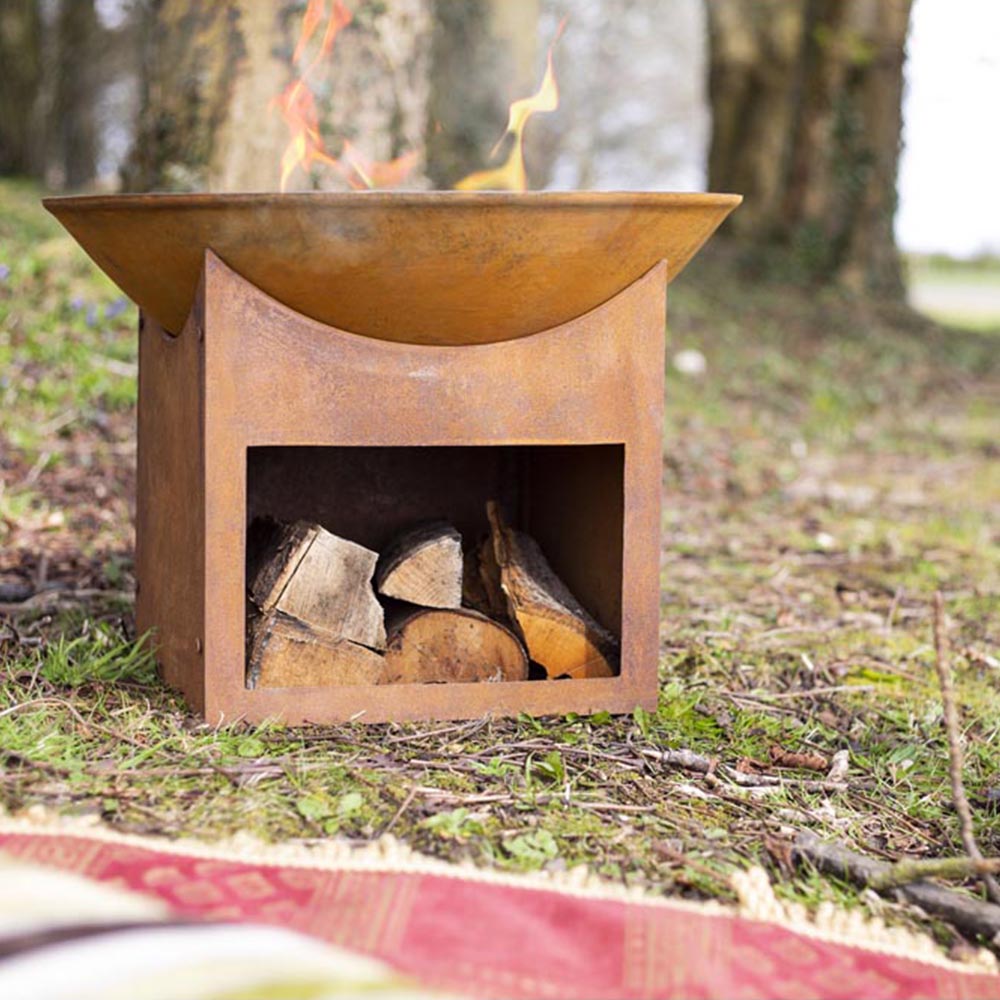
[2,180,999,956]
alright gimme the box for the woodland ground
[1,179,999,954]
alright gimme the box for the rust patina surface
[44,191,740,343]
[46,192,739,725]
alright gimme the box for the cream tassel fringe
[732,865,997,973]
[1,806,996,976]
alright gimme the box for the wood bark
[706,0,911,297]
[0,0,43,177]
[794,831,1000,943]
[383,603,528,684]
[247,610,385,688]
[376,522,462,609]
[49,0,100,189]
[125,0,432,192]
[250,521,386,651]
[461,536,508,621]
[485,503,617,679]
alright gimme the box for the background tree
[424,0,539,189]
[124,0,432,192]
[707,0,912,297]
[49,0,100,189]
[0,1,44,179]
[0,0,116,190]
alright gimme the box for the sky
[896,0,1000,257]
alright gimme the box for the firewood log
[247,610,385,688]
[375,521,462,608]
[461,535,508,620]
[484,502,618,679]
[249,520,386,650]
[382,603,528,684]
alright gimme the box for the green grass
[906,253,1000,332]
[0,180,138,458]
[2,180,1000,952]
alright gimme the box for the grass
[2,179,999,953]
[906,253,1000,332]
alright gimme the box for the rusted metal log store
[44,191,739,724]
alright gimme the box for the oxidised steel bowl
[45,191,740,345]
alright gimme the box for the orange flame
[275,0,417,192]
[455,20,566,192]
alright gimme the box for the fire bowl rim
[44,190,742,211]
[44,189,742,344]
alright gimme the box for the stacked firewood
[246,502,619,688]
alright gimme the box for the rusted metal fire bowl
[44,191,740,345]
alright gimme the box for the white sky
[897,0,1000,257]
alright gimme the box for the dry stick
[793,831,1000,944]
[635,746,715,773]
[932,591,1000,905]
[869,856,1000,891]
[382,786,419,836]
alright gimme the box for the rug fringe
[732,865,997,973]
[1,806,995,975]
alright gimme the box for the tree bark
[706,0,911,297]
[0,0,43,178]
[125,0,432,192]
[425,0,539,188]
[50,0,100,189]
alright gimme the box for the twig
[0,588,133,616]
[793,831,1000,943]
[635,746,715,773]
[869,855,1000,891]
[884,585,904,631]
[932,591,1000,905]
[382,786,418,835]
[741,684,876,701]
[719,767,849,792]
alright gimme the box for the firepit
[45,191,739,724]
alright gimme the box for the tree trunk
[125,0,432,193]
[0,0,43,178]
[706,0,911,297]
[50,0,100,189]
[425,0,539,189]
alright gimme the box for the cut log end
[383,603,529,685]
[249,520,386,650]
[375,521,463,609]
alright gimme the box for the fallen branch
[933,591,1000,905]
[0,587,132,616]
[869,856,1000,891]
[793,831,1000,944]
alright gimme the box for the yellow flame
[455,21,565,192]
[275,0,417,192]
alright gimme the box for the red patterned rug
[2,821,997,999]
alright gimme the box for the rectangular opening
[245,445,624,688]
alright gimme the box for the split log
[485,502,618,679]
[247,611,385,688]
[383,603,528,684]
[249,520,386,650]
[375,522,462,609]
[461,536,508,620]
